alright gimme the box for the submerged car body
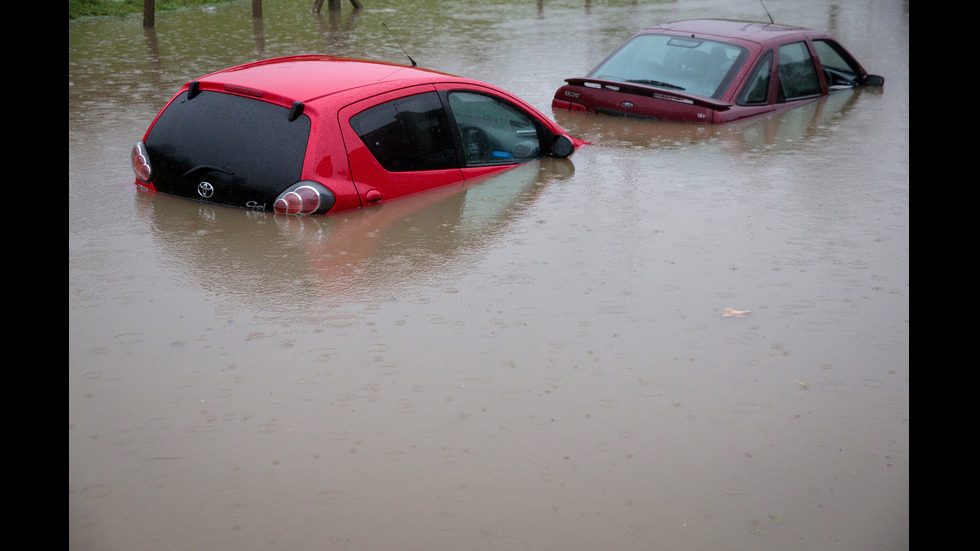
[132,55,580,215]
[552,19,883,123]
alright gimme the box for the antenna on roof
[383,23,417,67]
[759,0,775,24]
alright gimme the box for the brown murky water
[69,1,909,549]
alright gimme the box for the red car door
[339,85,465,207]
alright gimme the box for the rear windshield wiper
[626,79,686,91]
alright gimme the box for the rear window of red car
[144,90,310,199]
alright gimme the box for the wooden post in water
[252,0,262,18]
[313,0,362,13]
[143,0,155,28]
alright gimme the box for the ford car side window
[737,51,773,106]
[813,39,861,87]
[777,41,821,102]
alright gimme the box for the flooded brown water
[69,1,908,549]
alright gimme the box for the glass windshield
[588,34,748,99]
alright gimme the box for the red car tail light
[131,141,152,182]
[274,182,336,215]
[551,98,587,112]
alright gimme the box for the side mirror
[863,74,885,87]
[551,135,574,158]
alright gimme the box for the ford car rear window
[588,34,748,99]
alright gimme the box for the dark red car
[132,55,581,215]
[552,19,883,123]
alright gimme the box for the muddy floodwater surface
[69,1,908,549]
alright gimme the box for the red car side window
[813,39,862,87]
[777,41,822,102]
[446,92,543,166]
[737,51,773,106]
[349,92,457,172]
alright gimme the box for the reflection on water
[138,159,574,311]
[70,1,908,550]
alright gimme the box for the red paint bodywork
[553,19,881,123]
[137,56,581,214]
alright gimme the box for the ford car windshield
[588,34,748,100]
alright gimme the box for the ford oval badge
[621,101,634,109]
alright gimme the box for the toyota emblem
[197,181,214,198]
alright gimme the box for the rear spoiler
[563,77,733,112]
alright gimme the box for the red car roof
[644,19,822,45]
[195,55,469,104]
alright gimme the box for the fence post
[143,0,155,28]
[314,0,361,13]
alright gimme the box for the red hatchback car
[132,55,580,215]
[552,19,883,123]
